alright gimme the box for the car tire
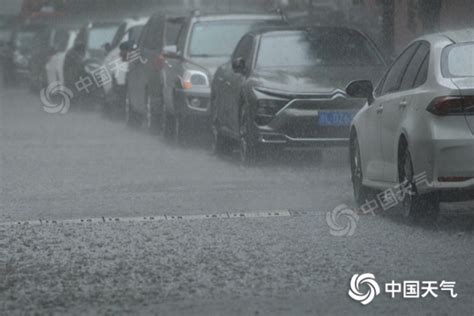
[399,144,440,221]
[350,135,376,207]
[212,122,233,156]
[239,105,259,166]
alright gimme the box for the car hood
[252,65,384,96]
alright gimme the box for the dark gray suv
[158,12,284,142]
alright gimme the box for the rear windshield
[256,30,383,68]
[188,20,267,58]
[443,43,474,77]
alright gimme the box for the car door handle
[399,100,408,109]
[376,105,384,114]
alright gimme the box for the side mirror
[232,57,246,74]
[346,80,374,104]
[162,45,179,59]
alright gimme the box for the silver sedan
[346,29,474,220]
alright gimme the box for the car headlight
[181,70,209,90]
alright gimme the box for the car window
[442,43,474,77]
[381,43,419,95]
[256,30,383,68]
[414,54,429,87]
[188,20,266,58]
[400,42,430,91]
[232,35,254,67]
[87,26,117,50]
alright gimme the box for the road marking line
[0,210,291,227]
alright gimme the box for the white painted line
[0,210,291,227]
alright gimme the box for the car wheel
[239,106,259,165]
[399,144,440,221]
[212,122,233,156]
[144,93,161,134]
[350,135,376,207]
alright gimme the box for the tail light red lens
[427,96,474,116]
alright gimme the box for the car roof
[420,28,474,44]
[190,14,281,23]
[250,26,366,38]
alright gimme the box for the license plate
[319,111,357,127]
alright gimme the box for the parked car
[125,13,185,130]
[346,29,474,220]
[211,26,385,163]
[0,15,16,61]
[101,17,149,117]
[3,24,50,87]
[126,11,284,138]
[63,22,119,107]
[45,28,77,86]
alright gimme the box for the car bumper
[256,130,349,148]
[253,96,363,149]
[175,87,211,118]
[415,134,474,196]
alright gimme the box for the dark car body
[63,22,119,105]
[3,24,50,86]
[158,13,285,141]
[211,27,386,162]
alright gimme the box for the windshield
[87,26,117,50]
[257,30,383,68]
[443,43,474,77]
[188,20,265,57]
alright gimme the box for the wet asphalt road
[1,86,474,315]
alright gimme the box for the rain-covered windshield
[188,20,262,57]
[257,30,383,68]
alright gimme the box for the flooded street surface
[1,86,473,315]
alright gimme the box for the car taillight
[154,54,165,70]
[427,96,474,116]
